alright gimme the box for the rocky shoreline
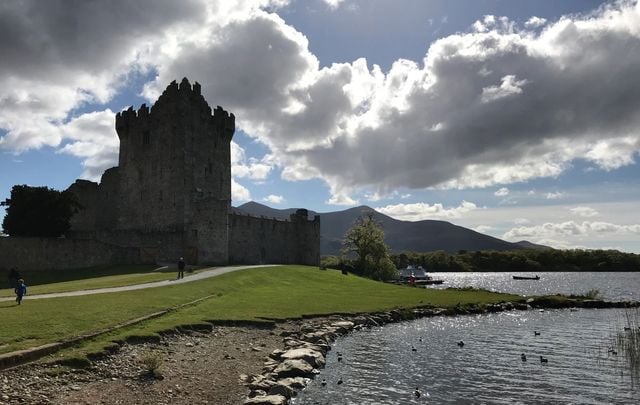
[0,298,637,405]
[241,298,640,404]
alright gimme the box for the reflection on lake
[427,272,640,301]
[293,272,640,404]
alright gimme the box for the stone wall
[0,237,142,272]
[228,211,320,266]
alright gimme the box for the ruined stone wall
[290,209,321,266]
[67,180,98,231]
[228,211,320,266]
[0,237,142,272]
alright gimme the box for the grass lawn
[0,265,522,359]
[0,265,209,297]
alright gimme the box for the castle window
[192,229,198,237]
[159,190,163,201]
[143,131,150,145]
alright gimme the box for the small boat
[398,265,444,286]
[512,275,540,280]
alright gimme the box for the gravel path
[0,265,276,302]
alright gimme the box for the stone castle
[65,78,320,266]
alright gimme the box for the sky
[1,0,640,252]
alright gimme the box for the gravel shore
[0,324,294,405]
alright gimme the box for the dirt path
[0,265,276,302]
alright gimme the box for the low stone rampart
[0,236,141,272]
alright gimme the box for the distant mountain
[514,240,551,250]
[235,202,543,255]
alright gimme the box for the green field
[0,265,521,361]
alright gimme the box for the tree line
[324,248,640,273]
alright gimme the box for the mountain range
[234,201,547,256]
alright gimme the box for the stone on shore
[273,359,315,378]
[279,348,326,368]
[243,394,288,405]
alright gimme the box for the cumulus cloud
[546,192,563,200]
[231,142,273,181]
[494,187,509,197]
[474,225,494,234]
[0,0,207,153]
[525,16,547,28]
[569,206,599,218]
[322,0,346,10]
[57,110,119,181]
[263,194,284,204]
[375,201,478,221]
[503,220,640,241]
[232,178,251,202]
[3,0,640,204]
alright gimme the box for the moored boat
[512,275,540,280]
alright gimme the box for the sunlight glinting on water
[293,273,640,405]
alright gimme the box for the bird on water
[457,341,464,347]
[521,353,527,362]
[540,356,548,363]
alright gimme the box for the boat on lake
[398,265,444,285]
[513,275,540,280]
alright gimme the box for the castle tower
[114,78,235,264]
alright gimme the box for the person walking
[14,278,27,305]
[177,257,185,279]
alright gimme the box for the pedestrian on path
[177,257,185,279]
[15,278,27,305]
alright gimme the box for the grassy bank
[0,265,521,359]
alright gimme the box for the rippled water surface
[293,272,640,404]
[427,272,640,301]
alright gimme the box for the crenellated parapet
[213,105,235,141]
[115,78,235,141]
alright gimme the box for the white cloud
[375,201,478,221]
[474,225,494,234]
[231,178,251,202]
[263,194,284,204]
[525,16,547,28]
[57,109,119,181]
[546,192,563,200]
[481,75,528,103]
[503,221,640,241]
[494,187,509,197]
[322,0,345,10]
[514,218,531,225]
[3,1,640,205]
[326,192,359,206]
[231,141,273,181]
[569,206,599,218]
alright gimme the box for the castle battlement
[115,78,234,141]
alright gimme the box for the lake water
[293,272,640,404]
[427,272,640,301]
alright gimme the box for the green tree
[342,213,397,281]
[1,185,81,237]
